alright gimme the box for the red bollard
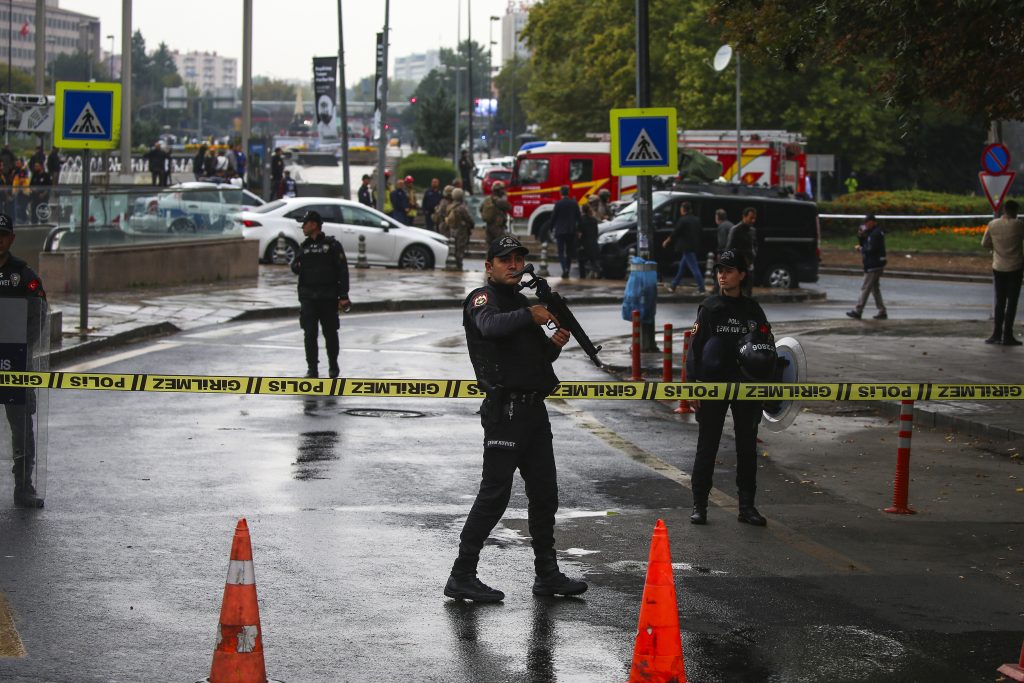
[998,640,1024,681]
[674,330,693,414]
[662,324,673,383]
[630,310,642,382]
[885,400,917,514]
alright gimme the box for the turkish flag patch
[473,293,488,307]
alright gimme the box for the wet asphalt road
[1,299,1021,682]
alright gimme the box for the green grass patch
[822,226,988,253]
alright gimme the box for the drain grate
[344,408,426,419]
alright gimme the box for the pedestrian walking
[712,208,734,294]
[578,198,602,279]
[726,207,758,296]
[445,188,474,270]
[420,178,442,232]
[687,249,775,527]
[550,185,580,278]
[290,210,351,379]
[357,174,374,207]
[0,213,46,507]
[981,199,1024,345]
[444,235,588,603]
[846,213,888,320]
[480,180,511,243]
[662,201,705,294]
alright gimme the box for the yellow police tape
[1,372,1022,401]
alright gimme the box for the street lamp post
[106,34,114,79]
[78,22,92,82]
[713,44,742,184]
[489,15,499,157]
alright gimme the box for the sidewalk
[45,266,1021,442]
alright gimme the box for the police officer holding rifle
[445,236,588,602]
[686,249,777,527]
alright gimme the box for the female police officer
[444,235,587,602]
[686,249,774,527]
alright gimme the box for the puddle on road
[293,430,340,481]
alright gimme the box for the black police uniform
[686,282,772,525]
[0,245,47,507]
[446,237,587,602]
[291,230,349,377]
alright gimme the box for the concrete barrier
[10,225,55,271]
[38,238,259,294]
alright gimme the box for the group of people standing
[191,142,247,185]
[0,145,57,225]
[548,186,612,279]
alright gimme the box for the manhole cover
[344,408,426,419]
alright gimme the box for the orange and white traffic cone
[198,519,282,683]
[998,639,1024,681]
[628,519,686,683]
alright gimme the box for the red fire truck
[506,141,637,237]
[678,130,807,191]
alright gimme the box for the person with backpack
[480,181,511,243]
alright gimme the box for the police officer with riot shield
[686,250,776,527]
[0,213,47,507]
[445,236,587,602]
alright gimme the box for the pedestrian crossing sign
[53,81,121,149]
[610,107,678,176]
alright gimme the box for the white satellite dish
[713,44,733,72]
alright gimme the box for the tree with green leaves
[410,70,456,157]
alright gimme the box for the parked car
[124,182,265,235]
[237,197,449,269]
[472,156,515,194]
[480,168,512,195]
[597,189,820,287]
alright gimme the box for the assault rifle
[512,263,604,368]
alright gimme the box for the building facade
[393,50,440,84]
[500,2,531,65]
[172,50,238,93]
[0,0,100,78]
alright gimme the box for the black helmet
[299,210,323,226]
[736,326,777,381]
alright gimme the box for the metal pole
[453,0,460,164]
[508,54,514,155]
[34,0,44,95]
[6,0,11,146]
[241,0,252,172]
[375,0,390,212]
[467,0,473,162]
[635,0,652,259]
[337,0,351,199]
[119,0,131,179]
[735,50,742,184]
[79,148,90,330]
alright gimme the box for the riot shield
[0,296,49,508]
[761,336,806,433]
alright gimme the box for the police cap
[0,213,12,233]
[715,249,746,271]
[487,235,529,260]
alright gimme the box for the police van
[596,189,820,287]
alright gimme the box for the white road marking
[61,342,183,372]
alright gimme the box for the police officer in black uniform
[291,210,350,378]
[445,235,588,603]
[0,213,46,507]
[686,249,774,527]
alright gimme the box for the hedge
[395,154,457,191]
[818,190,1019,236]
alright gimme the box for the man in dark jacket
[550,185,580,278]
[291,210,351,378]
[444,235,587,602]
[270,148,285,199]
[143,143,164,186]
[390,178,411,225]
[420,178,443,232]
[726,207,758,296]
[46,148,61,184]
[846,213,888,320]
[662,201,705,294]
[357,174,374,207]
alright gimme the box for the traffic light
[409,96,417,104]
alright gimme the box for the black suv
[597,189,820,287]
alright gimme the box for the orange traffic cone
[998,640,1024,681]
[628,519,686,683]
[198,519,281,683]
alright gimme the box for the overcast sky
[61,0,514,84]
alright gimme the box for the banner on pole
[313,57,339,141]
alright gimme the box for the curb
[48,322,180,367]
[819,266,989,284]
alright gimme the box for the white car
[237,197,449,269]
[124,182,265,235]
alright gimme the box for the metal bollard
[662,324,673,383]
[274,232,289,263]
[674,330,693,414]
[356,234,369,269]
[704,251,715,290]
[538,242,550,278]
[444,235,458,271]
[884,400,917,514]
[630,309,642,382]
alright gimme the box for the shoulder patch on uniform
[691,322,699,335]
[473,292,488,307]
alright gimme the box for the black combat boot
[690,505,708,525]
[12,458,43,508]
[328,362,340,379]
[532,552,587,597]
[444,574,504,602]
[737,491,766,526]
